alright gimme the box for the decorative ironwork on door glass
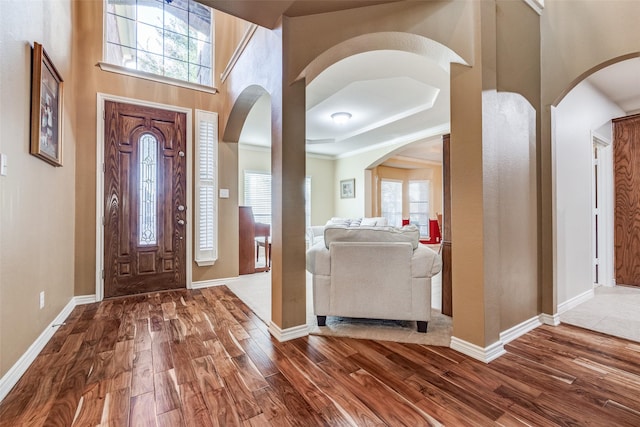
[139,133,158,245]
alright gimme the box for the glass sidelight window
[139,133,158,245]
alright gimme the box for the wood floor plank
[222,371,263,421]
[101,386,130,426]
[252,386,297,427]
[3,285,640,426]
[201,387,243,427]
[387,350,506,421]
[180,381,215,427]
[71,395,103,426]
[156,408,184,427]
[192,355,225,394]
[348,368,441,426]
[154,369,181,415]
[263,372,326,426]
[232,353,269,392]
[283,344,386,426]
[129,391,157,427]
[238,337,280,377]
[131,349,154,397]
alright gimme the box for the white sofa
[306,224,442,332]
[307,216,389,247]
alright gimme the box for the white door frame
[95,93,193,301]
[592,131,614,287]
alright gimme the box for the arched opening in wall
[223,85,274,277]
[303,33,464,321]
[553,55,640,340]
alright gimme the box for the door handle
[177,219,185,225]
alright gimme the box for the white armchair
[306,225,442,332]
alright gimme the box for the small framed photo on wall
[30,42,64,167]
[340,178,355,199]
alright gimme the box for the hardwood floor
[1,286,640,426]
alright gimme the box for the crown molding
[522,0,543,15]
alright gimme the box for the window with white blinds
[243,171,311,228]
[195,110,218,266]
[409,180,430,237]
[381,179,403,227]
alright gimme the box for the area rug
[227,272,452,346]
[560,285,640,343]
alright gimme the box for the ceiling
[586,57,640,115]
[198,0,404,29]
[239,49,452,162]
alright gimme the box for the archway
[552,54,640,331]
[301,33,464,321]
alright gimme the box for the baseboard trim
[0,295,82,402]
[268,322,309,342]
[558,288,594,315]
[450,336,506,363]
[539,313,561,326]
[74,295,97,305]
[191,276,240,289]
[500,315,542,345]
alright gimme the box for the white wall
[238,145,335,225]
[554,81,624,305]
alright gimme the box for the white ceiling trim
[239,142,335,160]
[522,0,543,15]
[221,23,258,83]
[385,155,442,167]
[336,123,450,160]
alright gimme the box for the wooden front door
[104,101,187,298]
[613,114,640,287]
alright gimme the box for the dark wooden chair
[239,206,270,274]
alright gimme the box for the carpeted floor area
[226,271,452,346]
[560,285,640,343]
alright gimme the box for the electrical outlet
[39,291,45,309]
[0,153,7,176]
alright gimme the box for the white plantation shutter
[195,110,218,265]
[244,171,272,225]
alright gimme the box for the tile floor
[560,285,640,343]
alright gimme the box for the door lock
[177,219,185,225]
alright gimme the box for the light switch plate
[219,188,229,198]
[0,153,7,176]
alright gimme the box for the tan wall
[286,1,476,83]
[449,0,541,347]
[307,155,335,226]
[0,0,75,377]
[73,2,248,292]
[540,0,640,314]
[494,0,540,333]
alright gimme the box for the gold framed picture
[30,42,64,167]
